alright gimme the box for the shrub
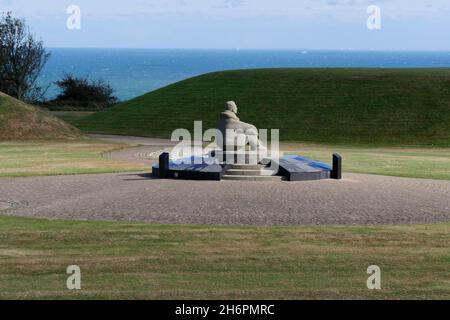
[51,74,118,110]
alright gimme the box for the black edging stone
[331,153,342,180]
[158,152,170,178]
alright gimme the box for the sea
[38,48,450,101]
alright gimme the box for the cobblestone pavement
[1,171,449,225]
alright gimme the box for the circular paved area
[1,134,449,226]
[1,171,450,226]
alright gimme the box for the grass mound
[75,68,450,145]
[0,92,79,140]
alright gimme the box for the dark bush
[51,74,118,110]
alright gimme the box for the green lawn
[0,215,448,299]
[0,140,147,177]
[75,68,450,145]
[284,143,450,180]
[0,140,449,180]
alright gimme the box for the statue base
[209,149,272,165]
[152,152,340,182]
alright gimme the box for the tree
[0,12,50,100]
[53,74,118,110]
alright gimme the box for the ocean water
[38,48,450,101]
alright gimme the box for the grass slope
[0,92,79,140]
[76,68,450,145]
[0,215,449,299]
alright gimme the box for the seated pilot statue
[217,101,266,153]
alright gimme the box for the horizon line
[44,46,450,53]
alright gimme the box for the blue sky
[1,0,449,50]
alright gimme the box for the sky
[1,0,449,50]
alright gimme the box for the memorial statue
[218,101,266,152]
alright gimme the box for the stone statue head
[225,101,238,114]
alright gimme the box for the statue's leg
[247,134,259,151]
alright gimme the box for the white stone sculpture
[217,101,266,153]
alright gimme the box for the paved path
[1,172,449,226]
[88,134,178,147]
[88,134,177,165]
[0,134,449,226]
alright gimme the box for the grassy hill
[75,68,450,145]
[0,92,79,140]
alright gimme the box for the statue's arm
[225,115,258,135]
[238,121,258,135]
